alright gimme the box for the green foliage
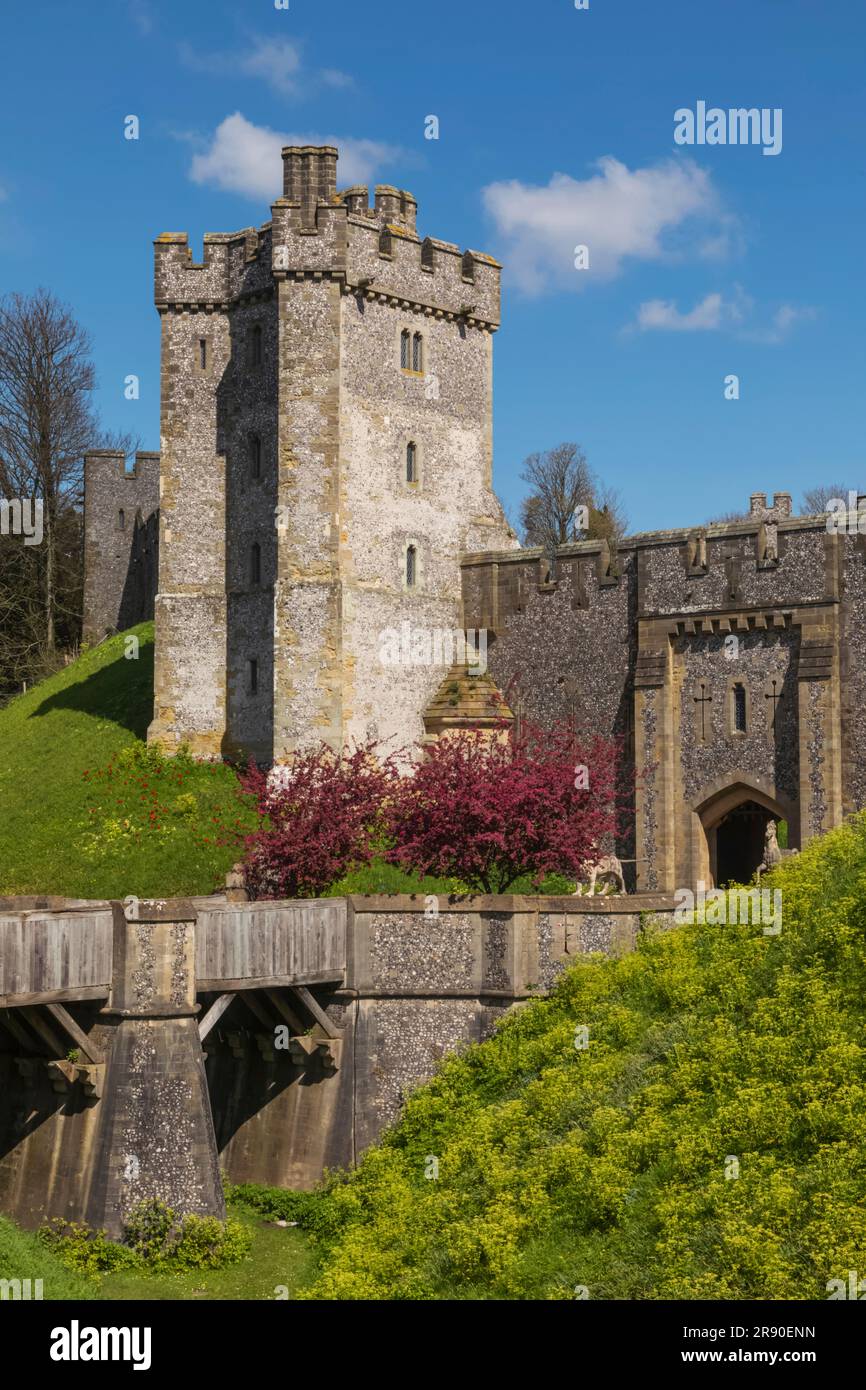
[223,1181,326,1229]
[0,624,258,897]
[39,1219,140,1276]
[0,1214,97,1299]
[300,815,866,1299]
[122,1200,252,1270]
[38,1200,252,1280]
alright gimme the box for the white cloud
[482,156,728,295]
[189,112,400,201]
[178,37,351,98]
[630,288,817,342]
[741,303,818,345]
[128,2,154,36]
[634,289,750,333]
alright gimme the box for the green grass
[97,1205,314,1301]
[0,1215,96,1300]
[0,1206,313,1301]
[300,814,866,1300]
[0,624,256,898]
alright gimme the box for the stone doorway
[713,800,774,886]
[692,778,797,890]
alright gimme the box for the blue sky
[1,0,863,531]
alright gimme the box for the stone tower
[82,450,159,642]
[148,145,515,763]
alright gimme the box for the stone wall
[464,503,866,893]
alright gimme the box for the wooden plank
[289,985,341,1039]
[44,1003,103,1065]
[197,992,236,1042]
[196,971,344,992]
[263,988,305,1034]
[0,985,109,1009]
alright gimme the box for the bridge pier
[86,902,225,1237]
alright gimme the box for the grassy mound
[299,816,866,1300]
[0,624,255,898]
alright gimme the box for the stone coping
[0,892,676,917]
[346,893,677,913]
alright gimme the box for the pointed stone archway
[690,775,799,888]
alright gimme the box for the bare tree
[519,443,627,551]
[800,483,859,515]
[0,288,135,690]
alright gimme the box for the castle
[83,146,866,893]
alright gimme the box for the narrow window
[461,250,475,282]
[251,324,262,367]
[412,332,423,373]
[400,329,410,370]
[733,683,747,733]
[379,226,393,257]
[199,338,207,370]
[421,237,435,271]
[250,434,262,479]
[248,658,259,696]
[118,509,125,531]
[406,544,417,588]
[250,542,261,587]
[406,442,417,484]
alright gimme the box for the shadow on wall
[29,639,155,741]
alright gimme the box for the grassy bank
[0,624,256,898]
[298,816,866,1300]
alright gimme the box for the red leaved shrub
[383,720,627,893]
[240,742,396,900]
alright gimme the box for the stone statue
[573,853,626,896]
[755,820,797,882]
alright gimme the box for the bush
[241,741,397,899]
[38,1220,139,1276]
[123,1199,252,1269]
[223,1181,325,1229]
[384,719,627,893]
[39,1200,252,1278]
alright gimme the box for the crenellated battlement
[154,147,501,325]
[461,492,843,635]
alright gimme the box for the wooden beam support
[289,985,341,1039]
[238,991,275,1030]
[198,993,236,1042]
[263,989,306,1034]
[19,1006,67,1058]
[44,1003,103,1064]
[0,1008,37,1051]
